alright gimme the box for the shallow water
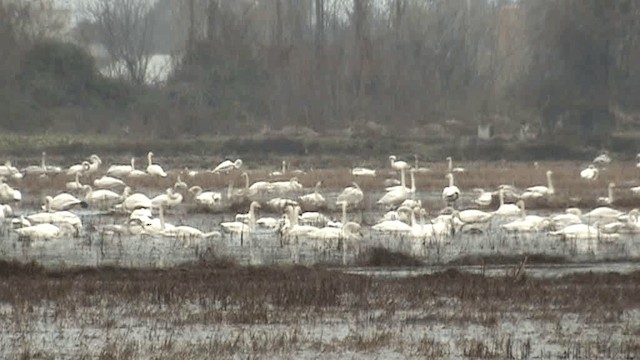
[1,190,639,270]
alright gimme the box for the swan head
[241,172,249,179]
[148,151,154,158]
[546,170,553,176]
[250,201,261,210]
[234,159,243,168]
[89,154,102,164]
[350,182,361,190]
[609,182,616,189]
[81,185,92,194]
[445,173,453,180]
[446,156,452,161]
[389,155,397,161]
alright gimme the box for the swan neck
[148,153,152,166]
[499,189,504,206]
[400,168,406,188]
[410,171,416,192]
[448,158,452,171]
[547,172,554,191]
[159,205,165,229]
[448,174,454,187]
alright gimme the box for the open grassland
[0,258,639,359]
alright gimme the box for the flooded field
[1,156,640,358]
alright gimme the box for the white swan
[351,167,376,176]
[221,201,260,234]
[453,209,493,224]
[596,182,615,205]
[592,151,611,166]
[27,210,82,234]
[67,161,90,176]
[493,188,522,217]
[146,152,167,177]
[442,173,460,206]
[378,169,416,207]
[212,159,242,174]
[119,187,152,212]
[500,200,549,232]
[42,193,86,212]
[0,204,13,220]
[446,156,465,173]
[83,185,122,208]
[308,202,361,255]
[299,181,326,210]
[0,161,22,179]
[86,154,102,174]
[372,205,413,233]
[140,204,175,235]
[0,178,22,202]
[14,223,72,242]
[94,175,126,189]
[241,172,273,197]
[526,170,555,196]
[107,158,134,178]
[162,225,221,246]
[549,223,602,240]
[128,158,148,178]
[281,205,319,241]
[65,172,83,192]
[337,182,364,208]
[21,152,48,176]
[583,206,624,220]
[151,188,183,208]
[271,177,303,194]
[413,154,431,173]
[189,186,222,207]
[551,208,583,229]
[580,164,599,181]
[389,155,411,171]
[173,175,188,191]
[381,205,414,223]
[473,188,493,206]
[269,160,287,177]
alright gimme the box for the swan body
[106,158,134,178]
[551,208,583,228]
[0,161,22,179]
[270,177,303,193]
[280,206,319,242]
[372,219,412,233]
[584,207,623,220]
[173,175,188,191]
[43,193,86,211]
[162,226,221,244]
[454,209,493,224]
[189,186,222,207]
[67,161,90,176]
[146,152,167,177]
[256,217,281,229]
[580,165,599,181]
[151,188,183,208]
[120,187,152,211]
[299,181,326,209]
[378,169,416,207]
[127,158,148,178]
[351,167,376,176]
[83,185,122,207]
[526,170,555,196]
[14,223,64,241]
[221,201,260,234]
[596,182,615,205]
[593,151,611,166]
[22,152,49,176]
[269,160,287,177]
[413,155,431,173]
[550,223,601,240]
[442,173,460,205]
[473,188,493,206]
[0,181,22,202]
[493,188,522,217]
[94,175,126,189]
[389,155,411,171]
[0,204,13,219]
[65,173,83,192]
[212,159,243,174]
[337,182,364,208]
[27,210,82,232]
[85,155,102,174]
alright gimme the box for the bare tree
[84,0,155,85]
